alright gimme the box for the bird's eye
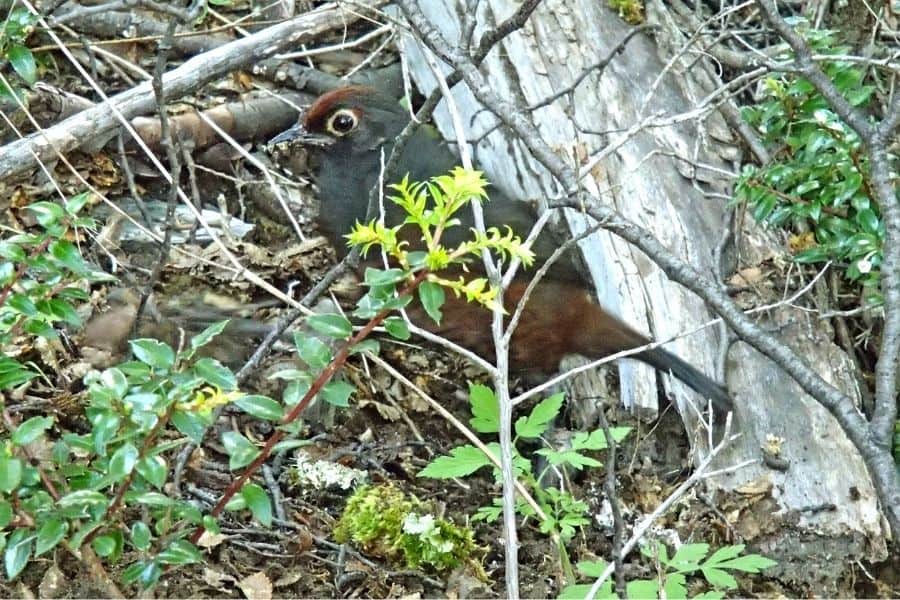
[326,109,359,136]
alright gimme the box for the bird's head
[269,86,407,159]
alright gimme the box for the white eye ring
[326,109,359,136]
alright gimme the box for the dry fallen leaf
[238,571,273,600]
[196,530,228,549]
[202,567,236,591]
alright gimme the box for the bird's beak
[268,123,333,147]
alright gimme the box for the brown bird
[271,85,731,411]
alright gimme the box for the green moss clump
[333,484,480,572]
[609,0,644,24]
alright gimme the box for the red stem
[189,270,429,544]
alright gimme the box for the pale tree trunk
[400,0,887,577]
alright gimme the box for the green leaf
[171,409,209,444]
[0,456,23,492]
[701,567,738,589]
[383,316,410,340]
[306,313,352,339]
[856,208,880,235]
[188,320,230,353]
[294,334,332,370]
[35,519,67,556]
[130,492,175,507]
[129,339,175,370]
[692,592,725,600]
[92,534,117,557]
[468,383,498,433]
[234,395,283,421]
[11,415,54,446]
[68,520,102,551]
[0,242,26,261]
[97,367,129,399]
[570,427,631,451]
[557,582,617,600]
[131,522,152,551]
[26,201,64,227]
[663,572,688,599]
[0,359,37,389]
[714,554,778,573]
[704,544,744,565]
[349,338,380,356]
[514,392,563,439]
[670,542,709,568]
[108,443,139,481]
[57,490,109,510]
[4,529,34,580]
[46,298,81,326]
[364,267,407,286]
[535,448,602,470]
[122,559,161,588]
[241,483,272,527]
[89,410,121,456]
[49,239,87,273]
[136,455,167,489]
[157,539,201,566]
[418,281,445,324]
[8,43,37,85]
[221,431,260,470]
[64,191,92,215]
[576,559,609,577]
[419,444,492,478]
[0,501,13,528]
[7,293,37,316]
[321,379,354,407]
[627,579,659,599]
[193,357,237,391]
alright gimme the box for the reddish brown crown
[303,85,375,132]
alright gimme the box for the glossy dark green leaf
[294,334,332,370]
[233,395,283,421]
[26,201,64,227]
[122,559,161,588]
[34,519,67,556]
[92,534,117,557]
[188,319,230,352]
[383,316,410,340]
[321,379,354,407]
[129,492,175,507]
[57,490,108,510]
[6,293,37,316]
[136,455,167,489]
[4,529,34,580]
[193,357,237,391]
[11,415,53,446]
[49,239,86,273]
[130,339,175,370]
[157,539,201,566]
[364,267,406,286]
[418,280,444,324]
[0,501,13,528]
[306,313,352,339]
[108,443,139,481]
[349,338,380,356]
[130,522,152,551]
[221,431,260,470]
[241,483,272,527]
[171,409,208,444]
[0,456,23,492]
[7,43,37,85]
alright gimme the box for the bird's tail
[633,347,732,413]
